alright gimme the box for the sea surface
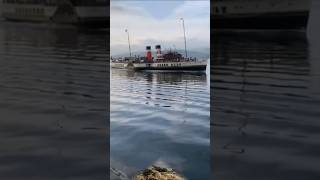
[0,21,108,180]
[212,28,320,180]
[110,68,210,179]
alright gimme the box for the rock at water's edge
[133,166,183,180]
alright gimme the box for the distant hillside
[112,49,210,59]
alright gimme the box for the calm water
[110,69,210,179]
[0,21,108,179]
[212,29,320,180]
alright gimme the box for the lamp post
[180,18,187,58]
[125,29,132,57]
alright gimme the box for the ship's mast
[180,18,188,58]
[125,29,132,57]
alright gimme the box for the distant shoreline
[111,50,210,59]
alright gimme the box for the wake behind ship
[212,0,311,29]
[1,0,108,27]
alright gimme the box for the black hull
[74,17,109,28]
[212,11,309,29]
[133,65,207,71]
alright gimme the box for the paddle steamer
[111,18,207,71]
[1,0,108,27]
[111,45,207,71]
[212,0,311,29]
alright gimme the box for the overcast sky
[110,0,210,56]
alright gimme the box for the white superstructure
[212,0,310,15]
[212,0,311,29]
[1,0,108,26]
[1,1,56,22]
[111,60,207,71]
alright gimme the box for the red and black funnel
[146,46,152,62]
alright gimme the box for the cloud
[110,0,210,56]
[172,1,210,18]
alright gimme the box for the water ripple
[212,30,320,180]
[111,70,210,179]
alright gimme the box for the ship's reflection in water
[0,22,108,179]
[111,70,210,179]
[212,30,320,180]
